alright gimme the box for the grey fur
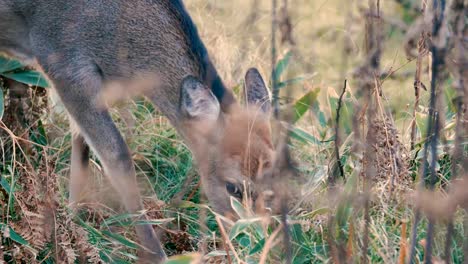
[0,1,275,262]
[0,1,237,262]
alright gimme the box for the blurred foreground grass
[1,0,466,263]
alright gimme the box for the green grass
[1,0,467,263]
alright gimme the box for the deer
[0,0,276,262]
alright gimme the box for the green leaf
[328,92,354,134]
[103,213,174,227]
[248,238,265,255]
[312,101,327,128]
[444,86,457,114]
[0,57,23,73]
[2,70,49,88]
[165,254,200,264]
[237,234,251,247]
[289,127,321,145]
[135,218,175,226]
[274,51,292,80]
[415,112,428,138]
[102,230,138,249]
[76,217,105,238]
[0,87,4,121]
[277,76,305,89]
[230,196,247,218]
[229,218,263,240]
[30,120,48,149]
[292,89,320,123]
[0,176,13,195]
[299,207,331,219]
[0,223,30,246]
[103,213,140,226]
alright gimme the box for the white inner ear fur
[185,87,220,121]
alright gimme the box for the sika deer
[1,0,275,262]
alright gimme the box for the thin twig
[259,224,282,264]
[214,216,242,264]
[410,0,428,151]
[408,0,447,262]
[271,0,279,118]
[279,0,295,46]
[330,79,347,185]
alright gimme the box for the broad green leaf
[277,76,305,89]
[230,196,247,218]
[76,217,105,238]
[444,86,457,114]
[293,88,320,123]
[277,73,317,89]
[274,51,292,80]
[0,87,4,120]
[229,217,263,240]
[30,120,48,148]
[312,101,327,128]
[328,93,353,134]
[165,253,201,264]
[237,234,251,247]
[2,70,49,88]
[289,127,321,145]
[318,111,327,128]
[0,57,23,73]
[415,112,428,138]
[248,238,265,255]
[0,176,13,195]
[99,251,112,263]
[0,223,29,246]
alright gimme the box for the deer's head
[179,68,275,216]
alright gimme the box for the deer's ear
[180,76,220,121]
[244,68,271,113]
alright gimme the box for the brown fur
[1,0,274,261]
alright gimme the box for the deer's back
[1,0,203,84]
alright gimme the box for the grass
[1,0,467,263]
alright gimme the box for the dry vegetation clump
[53,207,101,264]
[0,78,98,263]
[10,162,57,256]
[367,117,412,192]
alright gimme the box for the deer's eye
[226,182,242,199]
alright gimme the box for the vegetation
[1,0,467,263]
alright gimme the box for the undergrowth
[1,0,467,263]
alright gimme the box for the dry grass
[1,0,467,263]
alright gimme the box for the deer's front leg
[69,132,90,206]
[41,57,167,263]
